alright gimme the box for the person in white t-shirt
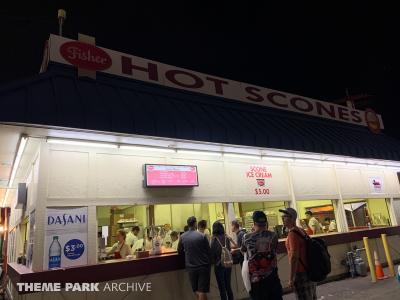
[324,217,337,232]
[305,211,323,234]
[125,226,140,248]
[163,224,173,247]
[198,220,211,243]
[170,231,179,250]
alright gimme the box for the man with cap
[178,216,211,300]
[241,211,283,300]
[280,207,317,300]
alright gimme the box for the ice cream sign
[246,165,272,195]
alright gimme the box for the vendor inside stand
[106,229,133,259]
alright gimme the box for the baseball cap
[279,208,298,220]
[252,211,267,225]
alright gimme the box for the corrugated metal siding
[1,63,400,161]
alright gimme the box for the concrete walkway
[283,267,400,300]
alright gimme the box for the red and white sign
[246,165,273,195]
[145,164,198,187]
[369,177,383,193]
[60,41,112,71]
[48,34,384,129]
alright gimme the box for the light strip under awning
[2,136,28,207]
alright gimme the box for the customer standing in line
[210,221,236,300]
[280,208,317,300]
[241,211,283,300]
[178,216,211,300]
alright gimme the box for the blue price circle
[63,239,85,260]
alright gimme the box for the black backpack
[293,230,331,282]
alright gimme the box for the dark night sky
[1,2,399,139]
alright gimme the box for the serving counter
[7,226,400,300]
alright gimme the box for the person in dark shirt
[178,216,211,300]
[241,211,283,300]
[210,221,236,300]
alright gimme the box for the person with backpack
[280,208,317,300]
[241,211,283,300]
[210,221,236,300]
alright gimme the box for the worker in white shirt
[170,231,179,250]
[125,226,140,248]
[107,229,132,259]
[305,211,323,234]
[324,217,337,232]
[163,224,173,247]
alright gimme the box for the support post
[381,234,395,277]
[363,237,376,282]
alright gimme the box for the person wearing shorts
[178,216,211,300]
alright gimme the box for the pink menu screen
[145,165,198,187]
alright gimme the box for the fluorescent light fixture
[294,159,322,164]
[2,136,28,207]
[120,145,176,153]
[345,163,367,168]
[386,166,400,171]
[323,161,346,166]
[262,156,294,162]
[223,153,261,160]
[223,146,260,156]
[177,149,221,156]
[47,138,117,149]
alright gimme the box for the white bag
[241,252,251,292]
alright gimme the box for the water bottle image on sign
[49,236,61,269]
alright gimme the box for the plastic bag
[241,252,252,292]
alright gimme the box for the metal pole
[381,234,395,277]
[363,237,376,282]
[58,9,66,37]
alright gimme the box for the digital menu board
[144,164,199,187]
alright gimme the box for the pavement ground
[283,266,400,300]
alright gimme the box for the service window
[344,198,391,230]
[153,203,225,233]
[96,205,148,247]
[233,201,289,238]
[296,200,338,235]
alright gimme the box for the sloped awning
[1,63,400,161]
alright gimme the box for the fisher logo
[60,41,112,71]
[48,214,86,226]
